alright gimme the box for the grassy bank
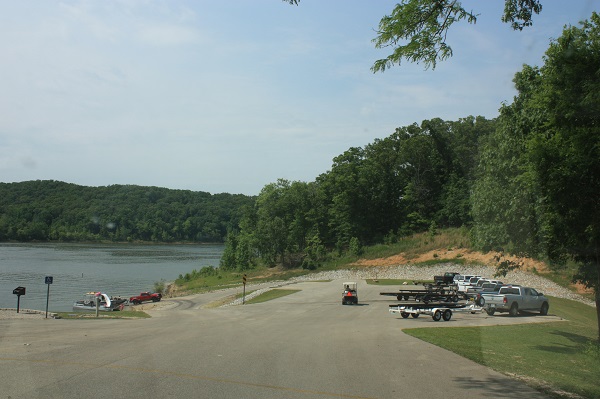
[170,228,471,295]
[55,310,151,319]
[170,227,588,300]
[404,297,599,398]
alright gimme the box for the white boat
[73,292,127,312]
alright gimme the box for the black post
[44,276,53,318]
[45,284,50,318]
[242,274,247,304]
[13,287,25,313]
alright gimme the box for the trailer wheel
[432,310,442,321]
[411,313,419,318]
[443,309,452,321]
[401,312,409,318]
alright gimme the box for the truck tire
[486,308,496,316]
[540,302,549,316]
[509,302,519,317]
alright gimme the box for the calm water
[0,243,223,312]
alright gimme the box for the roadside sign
[243,274,247,285]
[45,276,53,284]
[13,286,25,313]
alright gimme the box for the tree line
[220,115,495,271]
[0,180,254,243]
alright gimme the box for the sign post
[13,287,26,313]
[45,276,53,318]
[242,274,247,304]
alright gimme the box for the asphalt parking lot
[0,279,553,399]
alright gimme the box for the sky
[0,1,598,195]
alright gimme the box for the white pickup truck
[483,285,549,316]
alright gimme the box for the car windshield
[1,2,598,399]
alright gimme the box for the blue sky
[0,1,597,195]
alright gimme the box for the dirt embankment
[352,248,592,295]
[352,248,546,271]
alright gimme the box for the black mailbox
[13,286,26,296]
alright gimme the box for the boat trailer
[380,284,469,303]
[388,302,483,322]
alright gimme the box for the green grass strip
[245,289,300,304]
[403,297,599,398]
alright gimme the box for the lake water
[0,243,223,312]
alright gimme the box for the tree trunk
[596,261,600,342]
[596,291,600,342]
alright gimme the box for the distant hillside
[0,180,255,243]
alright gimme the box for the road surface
[0,279,553,398]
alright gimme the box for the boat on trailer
[73,292,127,312]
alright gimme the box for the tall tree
[473,13,600,339]
[525,13,600,339]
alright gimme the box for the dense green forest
[220,116,496,270]
[0,181,254,242]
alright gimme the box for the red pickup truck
[129,292,162,305]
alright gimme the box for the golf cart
[342,282,358,305]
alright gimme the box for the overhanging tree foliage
[371,0,543,70]
[284,0,543,70]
